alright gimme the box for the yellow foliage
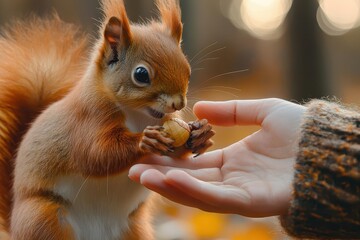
[190,211,227,238]
[230,223,274,240]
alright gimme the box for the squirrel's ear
[104,16,132,49]
[102,0,132,48]
[157,0,183,45]
[104,17,121,47]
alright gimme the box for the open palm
[129,98,306,217]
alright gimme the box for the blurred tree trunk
[286,0,333,101]
[179,0,195,55]
[26,0,51,15]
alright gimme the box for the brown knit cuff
[280,100,360,239]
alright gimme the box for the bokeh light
[317,0,360,36]
[223,0,292,40]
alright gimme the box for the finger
[129,164,223,182]
[145,126,164,131]
[141,137,173,154]
[189,123,213,141]
[138,169,252,215]
[188,119,208,131]
[136,149,224,169]
[143,128,174,146]
[140,142,163,155]
[138,169,217,211]
[193,99,282,126]
[165,170,251,212]
[188,130,215,150]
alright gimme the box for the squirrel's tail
[0,14,88,238]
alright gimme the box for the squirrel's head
[96,0,190,119]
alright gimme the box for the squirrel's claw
[186,119,215,156]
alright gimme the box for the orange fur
[65,87,145,176]
[122,199,155,239]
[11,197,75,240]
[1,0,191,239]
[156,0,183,44]
[0,15,88,238]
[101,0,133,47]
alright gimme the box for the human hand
[129,98,306,217]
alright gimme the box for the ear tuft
[156,0,183,44]
[101,0,132,48]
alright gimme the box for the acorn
[162,118,191,147]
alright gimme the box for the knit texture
[280,100,360,239]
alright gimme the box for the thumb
[193,99,280,127]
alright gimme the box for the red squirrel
[0,0,214,239]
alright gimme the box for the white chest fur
[52,107,159,239]
[53,172,149,240]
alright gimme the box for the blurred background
[1,0,360,239]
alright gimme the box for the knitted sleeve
[280,100,360,239]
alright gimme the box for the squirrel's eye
[133,66,151,86]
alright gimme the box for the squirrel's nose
[172,99,185,111]
[167,95,186,112]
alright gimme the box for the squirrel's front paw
[140,126,174,155]
[186,119,215,156]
